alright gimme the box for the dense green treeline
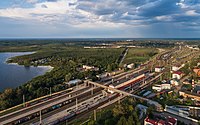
[85,98,141,125]
[0,47,123,110]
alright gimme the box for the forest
[0,40,159,111]
[0,47,123,110]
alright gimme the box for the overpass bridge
[86,73,163,111]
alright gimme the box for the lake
[0,52,53,92]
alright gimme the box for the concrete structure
[172,71,183,80]
[152,84,171,92]
[155,66,164,73]
[87,77,164,112]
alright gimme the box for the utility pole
[23,94,25,107]
[39,110,42,125]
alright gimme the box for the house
[172,71,183,80]
[155,66,164,73]
[144,115,177,125]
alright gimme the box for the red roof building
[144,116,177,125]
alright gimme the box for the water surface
[0,52,52,92]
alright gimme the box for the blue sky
[0,0,200,38]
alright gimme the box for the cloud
[26,0,39,4]
[0,0,200,38]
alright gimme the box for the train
[108,74,146,93]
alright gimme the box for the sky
[0,0,200,38]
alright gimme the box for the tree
[107,64,112,72]
[112,104,126,117]
[87,120,95,125]
[127,116,134,125]
[105,119,114,125]
[65,73,72,82]
[117,116,127,125]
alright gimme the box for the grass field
[123,48,158,65]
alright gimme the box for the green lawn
[123,48,158,64]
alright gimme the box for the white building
[82,65,99,71]
[152,85,162,92]
[152,84,171,92]
[155,66,164,73]
[161,84,171,90]
[127,63,134,69]
[172,71,183,80]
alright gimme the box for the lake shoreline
[4,52,54,72]
[6,62,54,72]
[0,52,54,92]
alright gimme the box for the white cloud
[185,10,198,16]
[0,0,200,29]
[26,0,39,4]
[155,15,172,21]
[0,0,77,20]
